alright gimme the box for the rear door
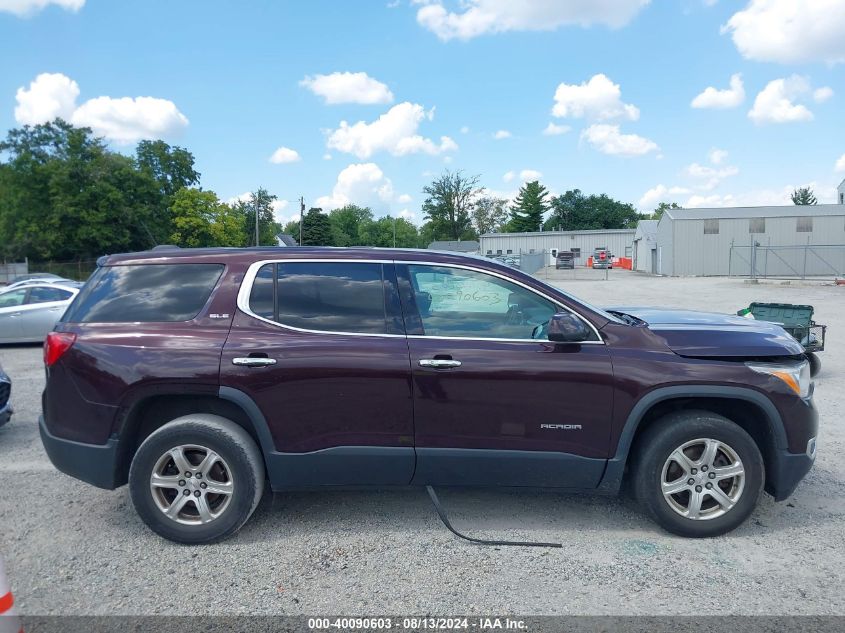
[220,259,415,487]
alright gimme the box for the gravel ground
[1,270,844,615]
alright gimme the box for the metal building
[479,229,636,267]
[655,204,845,277]
[632,220,658,274]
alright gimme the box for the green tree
[650,201,681,220]
[281,219,300,242]
[169,188,245,247]
[0,119,162,259]
[471,196,508,235]
[544,189,640,231]
[135,140,199,198]
[508,181,549,233]
[329,204,374,246]
[421,170,481,240]
[300,207,333,245]
[359,215,420,247]
[791,187,817,205]
[240,187,278,246]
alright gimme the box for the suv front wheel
[633,411,764,537]
[129,414,265,544]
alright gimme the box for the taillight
[44,332,76,367]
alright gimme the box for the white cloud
[503,171,515,183]
[684,181,825,208]
[70,96,188,144]
[836,154,845,172]
[580,124,658,156]
[271,199,290,224]
[315,162,395,210]
[269,146,301,164]
[460,125,470,134]
[552,74,639,121]
[323,153,333,160]
[722,0,845,65]
[14,72,79,124]
[299,72,394,105]
[226,192,252,205]
[638,184,691,210]
[748,76,814,125]
[685,162,739,190]
[397,193,413,203]
[397,208,417,223]
[0,0,83,16]
[326,102,458,159]
[416,0,650,41]
[708,148,728,165]
[813,86,834,103]
[690,73,744,109]
[542,122,570,136]
[520,169,542,182]
[15,73,188,143]
[493,129,512,139]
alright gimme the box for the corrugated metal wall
[480,231,635,266]
[669,214,845,276]
[655,217,673,275]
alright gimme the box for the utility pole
[393,215,397,248]
[254,193,260,247]
[299,196,305,246]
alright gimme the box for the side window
[27,287,72,304]
[64,264,224,323]
[0,289,27,308]
[248,262,389,334]
[407,265,557,340]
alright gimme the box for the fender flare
[596,385,786,493]
[217,386,277,455]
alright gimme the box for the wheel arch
[112,387,274,487]
[597,385,786,494]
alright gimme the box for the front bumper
[39,415,121,489]
[767,448,815,501]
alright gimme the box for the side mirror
[548,312,591,343]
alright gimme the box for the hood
[608,307,805,358]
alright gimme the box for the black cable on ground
[426,485,562,548]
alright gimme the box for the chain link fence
[729,243,845,280]
[0,259,99,284]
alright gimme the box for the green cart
[738,302,826,377]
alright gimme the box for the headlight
[746,360,811,398]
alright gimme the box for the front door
[221,260,415,487]
[397,263,614,489]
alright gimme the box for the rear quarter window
[63,263,224,323]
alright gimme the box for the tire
[129,414,265,544]
[632,410,764,538]
[807,352,821,378]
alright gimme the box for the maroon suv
[40,247,818,543]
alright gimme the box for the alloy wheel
[149,444,234,525]
[660,438,745,520]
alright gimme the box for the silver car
[0,282,80,343]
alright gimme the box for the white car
[2,276,74,291]
[0,282,80,343]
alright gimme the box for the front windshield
[529,275,626,325]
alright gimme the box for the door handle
[232,357,277,367]
[419,359,462,369]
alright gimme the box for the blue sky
[1,0,843,225]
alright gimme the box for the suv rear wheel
[633,410,764,537]
[129,414,265,544]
